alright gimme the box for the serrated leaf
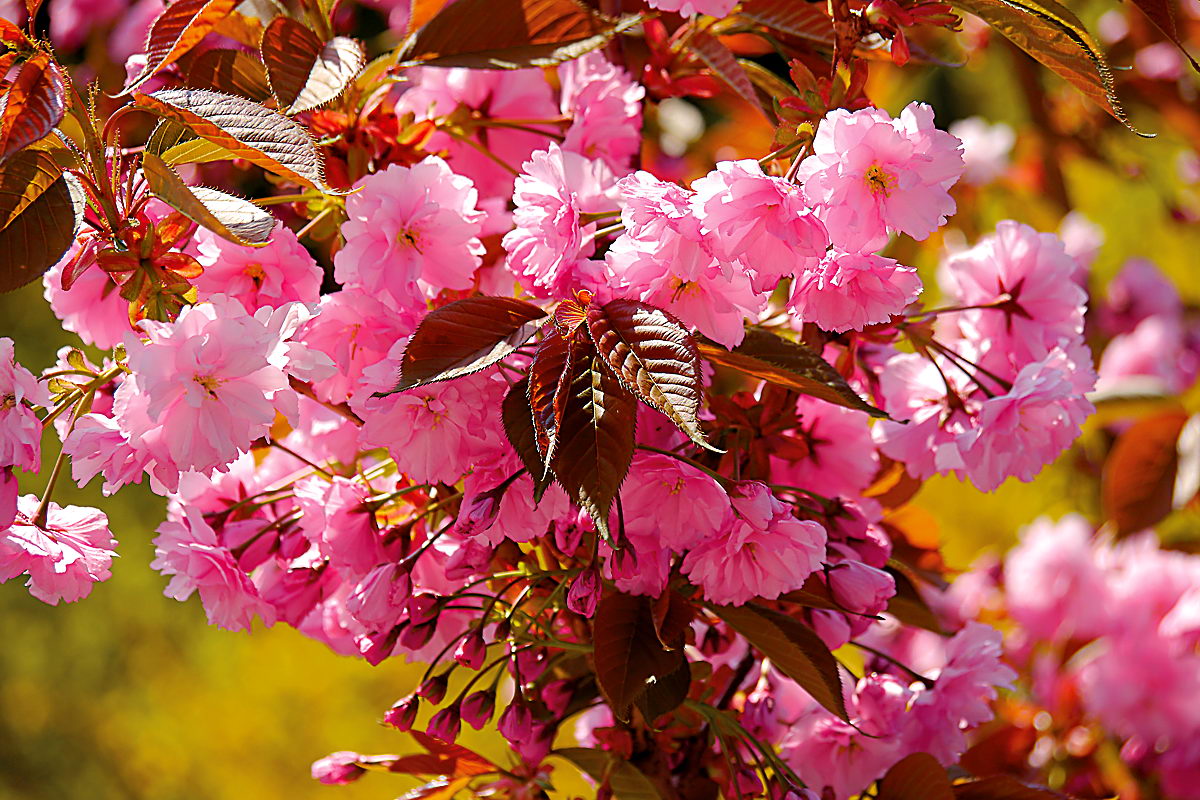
[1101,409,1188,536]
[0,148,61,230]
[949,0,1148,136]
[502,378,554,503]
[738,0,836,46]
[591,592,688,723]
[549,349,638,539]
[634,655,691,724]
[0,54,66,161]
[0,170,83,292]
[142,153,274,246]
[390,731,497,778]
[685,30,768,118]
[710,603,849,722]
[122,0,240,95]
[387,296,548,393]
[953,776,1071,800]
[555,748,663,800]
[696,327,888,418]
[262,18,365,113]
[134,88,327,189]
[402,0,643,69]
[587,299,713,452]
[0,19,31,50]
[147,119,238,166]
[878,753,954,800]
[528,328,583,465]
[186,48,272,102]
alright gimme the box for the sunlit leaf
[502,378,553,502]
[696,327,889,418]
[122,0,240,94]
[134,88,327,189]
[1101,409,1188,536]
[591,591,688,723]
[878,753,954,800]
[685,29,768,117]
[0,147,62,230]
[528,328,584,465]
[587,299,714,451]
[0,53,66,161]
[738,0,835,46]
[142,153,274,246]
[262,18,365,113]
[186,48,272,102]
[146,119,238,166]
[555,748,663,800]
[396,777,473,800]
[388,732,497,778]
[0,170,83,293]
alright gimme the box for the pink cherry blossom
[1097,257,1182,336]
[0,495,117,604]
[334,156,486,312]
[502,143,618,298]
[1,337,48,472]
[0,468,14,529]
[947,116,1014,185]
[193,224,323,313]
[789,249,921,332]
[691,159,828,290]
[682,482,826,605]
[43,243,130,349]
[48,0,125,50]
[770,396,879,499]
[620,452,730,552]
[294,477,385,575]
[646,0,737,15]
[1098,315,1200,395]
[559,51,645,171]
[872,352,973,480]
[63,413,151,495]
[152,504,275,631]
[797,102,964,252]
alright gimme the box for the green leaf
[401,0,643,69]
[555,748,663,800]
[261,17,366,113]
[948,0,1150,136]
[121,0,240,94]
[587,299,714,452]
[709,603,849,722]
[387,296,548,394]
[696,327,889,419]
[0,169,83,293]
[134,88,328,190]
[878,753,954,800]
[142,153,275,247]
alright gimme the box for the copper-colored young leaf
[146,118,238,166]
[0,19,31,51]
[949,0,1148,136]
[402,0,642,69]
[122,0,239,94]
[738,0,835,46]
[0,170,83,292]
[710,603,849,722]
[555,748,664,800]
[528,327,583,464]
[186,48,272,102]
[587,299,713,451]
[406,0,453,36]
[0,148,62,230]
[502,378,554,502]
[386,296,548,394]
[1101,409,1189,536]
[878,753,954,800]
[685,29,768,118]
[133,88,327,189]
[0,53,66,161]
[142,153,274,246]
[262,18,365,113]
[549,350,638,539]
[953,776,1071,800]
[1126,0,1199,73]
[696,327,888,418]
[396,777,473,800]
[389,731,497,778]
[591,591,689,723]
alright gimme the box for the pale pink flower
[957,346,1095,491]
[789,250,920,332]
[559,51,645,172]
[0,469,14,529]
[334,157,486,312]
[48,0,124,50]
[459,450,570,546]
[294,477,385,576]
[1098,258,1182,336]
[502,143,618,298]
[797,103,964,252]
[692,159,828,291]
[646,0,737,15]
[43,242,130,349]
[617,170,698,241]
[872,352,972,480]
[682,482,826,605]
[0,337,48,472]
[770,396,878,499]
[1098,315,1199,395]
[947,117,1014,185]
[193,224,323,313]
[110,0,162,63]
[620,452,730,551]
[1135,41,1186,80]
[0,495,117,604]
[1057,211,1104,278]
[63,413,151,495]
[152,504,275,631]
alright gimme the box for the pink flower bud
[455,632,486,669]
[827,561,896,615]
[384,695,419,731]
[427,706,462,744]
[418,673,449,704]
[498,701,534,745]
[311,752,366,785]
[399,619,438,650]
[461,690,496,730]
[405,594,440,625]
[457,486,503,537]
[567,565,601,618]
[541,678,574,717]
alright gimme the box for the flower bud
[384,695,419,731]
[567,564,601,618]
[454,631,487,670]
[427,705,462,744]
[541,678,574,717]
[826,561,895,615]
[418,672,449,704]
[405,593,440,625]
[498,700,534,745]
[399,618,438,650]
[311,752,366,785]
[457,486,504,537]
[461,690,496,730]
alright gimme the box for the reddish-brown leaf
[388,732,497,778]
[555,748,664,800]
[142,152,275,246]
[685,29,768,117]
[185,48,272,102]
[696,327,888,418]
[885,567,947,635]
[0,53,65,161]
[634,653,691,724]
[262,19,365,114]
[710,603,849,721]
[0,170,83,293]
[549,349,638,539]
[502,378,553,502]
[402,0,641,69]
[1101,409,1189,536]
[1126,0,1199,74]
[739,0,835,47]
[587,299,713,451]
[122,0,239,94]
[592,591,689,722]
[528,328,583,464]
[134,88,327,189]
[388,296,547,394]
[0,147,62,230]
[952,777,1070,800]
[878,753,954,800]
[406,0,453,36]
[651,589,695,650]
[0,19,31,50]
